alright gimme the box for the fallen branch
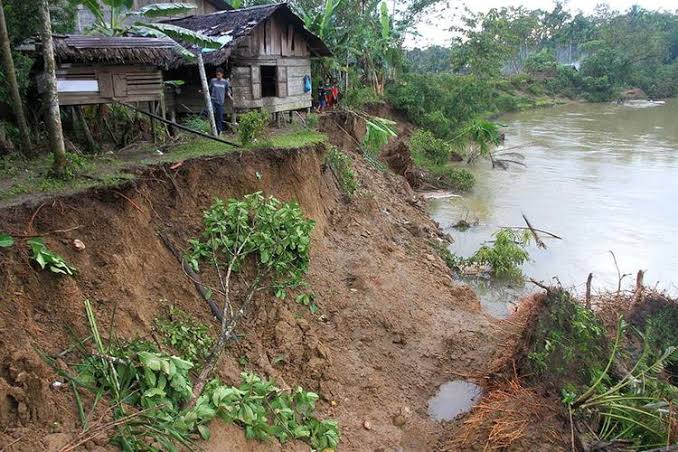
[522,214,546,249]
[609,251,630,297]
[499,226,562,240]
[529,278,551,293]
[157,232,223,322]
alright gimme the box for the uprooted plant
[471,228,531,280]
[521,289,677,450]
[46,299,338,450]
[187,192,315,404]
[566,318,678,447]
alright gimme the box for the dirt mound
[0,140,518,450]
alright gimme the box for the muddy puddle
[429,99,678,317]
[427,380,483,421]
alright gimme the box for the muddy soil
[0,117,539,451]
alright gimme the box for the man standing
[209,67,231,134]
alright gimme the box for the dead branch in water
[522,214,546,249]
[499,226,563,240]
[609,251,631,297]
[529,278,552,293]
[585,273,593,309]
[632,269,645,305]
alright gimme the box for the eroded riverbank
[430,99,678,316]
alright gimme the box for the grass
[0,128,327,205]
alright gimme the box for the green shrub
[429,165,476,191]
[472,228,529,279]
[526,290,607,382]
[155,306,214,369]
[55,300,340,450]
[239,111,269,145]
[304,112,320,130]
[342,86,382,109]
[28,238,76,275]
[409,129,451,165]
[523,49,557,76]
[182,115,211,134]
[325,148,358,197]
[495,94,520,112]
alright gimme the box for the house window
[260,65,277,98]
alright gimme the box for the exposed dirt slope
[0,137,519,450]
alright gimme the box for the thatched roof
[52,35,182,68]
[164,3,332,66]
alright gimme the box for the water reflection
[430,100,678,312]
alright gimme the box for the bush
[325,148,358,197]
[304,112,320,130]
[342,86,382,109]
[472,228,530,279]
[239,111,269,145]
[409,129,451,165]
[182,115,211,134]
[428,166,475,192]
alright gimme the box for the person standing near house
[209,67,231,134]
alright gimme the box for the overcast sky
[404,0,678,48]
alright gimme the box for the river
[428,99,678,318]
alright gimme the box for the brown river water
[429,99,678,317]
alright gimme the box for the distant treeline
[405,4,678,101]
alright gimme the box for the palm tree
[0,0,32,154]
[40,0,67,176]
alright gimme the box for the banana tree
[70,1,223,135]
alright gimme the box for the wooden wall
[166,14,316,114]
[55,64,163,106]
[229,14,313,112]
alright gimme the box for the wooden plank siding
[55,64,164,106]
[165,12,316,115]
[225,14,312,112]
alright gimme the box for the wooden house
[42,35,181,107]
[163,3,332,117]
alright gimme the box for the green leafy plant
[238,111,269,145]
[568,318,678,447]
[155,306,215,369]
[182,115,211,134]
[50,300,339,450]
[325,148,358,197]
[180,373,340,448]
[188,193,315,404]
[471,228,530,279]
[363,116,397,156]
[295,292,319,314]
[0,233,14,248]
[27,238,76,275]
[408,129,453,165]
[304,112,320,130]
[527,290,606,380]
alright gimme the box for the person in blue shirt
[209,67,232,134]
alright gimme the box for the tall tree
[0,0,32,154]
[39,0,67,176]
